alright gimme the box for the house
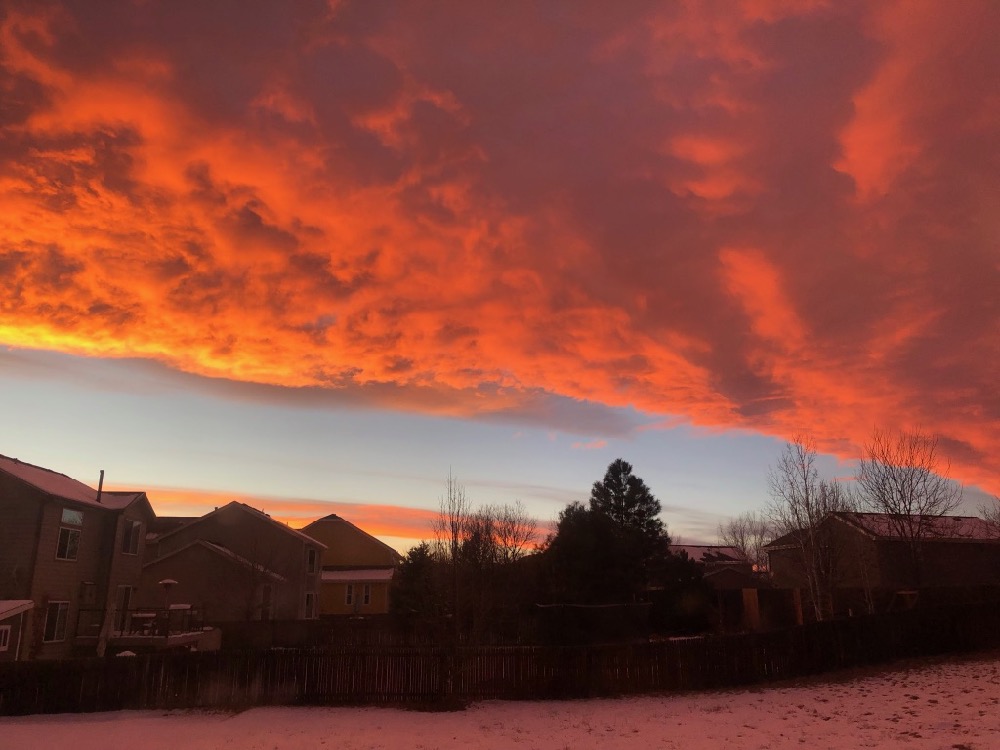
[765,512,1000,618]
[139,501,325,622]
[671,544,758,588]
[299,514,402,616]
[669,544,783,631]
[0,454,157,659]
[0,600,34,662]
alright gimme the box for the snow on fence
[3,601,1000,715]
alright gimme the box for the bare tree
[489,500,538,564]
[855,427,963,587]
[979,495,1000,536]
[433,469,471,564]
[767,437,854,620]
[717,510,772,573]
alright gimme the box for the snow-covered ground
[3,653,999,749]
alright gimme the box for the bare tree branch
[855,427,963,587]
[717,510,772,572]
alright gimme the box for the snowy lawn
[3,652,998,749]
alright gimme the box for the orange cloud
[2,2,997,496]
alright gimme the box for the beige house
[300,514,401,616]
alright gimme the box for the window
[56,527,80,560]
[306,548,317,574]
[121,519,142,555]
[0,625,10,651]
[345,584,354,606]
[363,584,371,606]
[61,508,84,526]
[305,592,315,619]
[43,602,69,642]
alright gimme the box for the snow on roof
[321,568,394,583]
[0,454,144,510]
[834,512,999,541]
[0,600,35,619]
[147,540,286,582]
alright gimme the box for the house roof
[833,512,998,542]
[145,540,286,582]
[301,514,400,562]
[763,512,1000,549]
[0,454,146,510]
[670,544,743,564]
[153,501,327,549]
[0,600,35,619]
[321,568,394,583]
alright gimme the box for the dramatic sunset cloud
[1,1,997,494]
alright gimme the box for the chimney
[96,469,104,504]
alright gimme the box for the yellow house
[299,515,402,616]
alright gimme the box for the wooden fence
[3,601,999,716]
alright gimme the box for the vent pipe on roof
[96,469,104,504]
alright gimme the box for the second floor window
[306,548,317,574]
[345,584,354,606]
[57,507,83,561]
[363,584,371,606]
[56,527,80,560]
[121,519,142,555]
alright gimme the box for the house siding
[319,580,391,616]
[144,504,320,622]
[0,475,44,601]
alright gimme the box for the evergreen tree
[589,458,665,545]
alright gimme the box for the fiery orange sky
[2,1,998,501]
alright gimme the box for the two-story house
[0,454,156,659]
[139,501,325,622]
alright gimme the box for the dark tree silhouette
[545,460,672,605]
[589,458,665,544]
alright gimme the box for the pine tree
[589,458,665,544]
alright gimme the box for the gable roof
[153,501,327,549]
[301,514,401,562]
[0,454,147,511]
[0,600,35,620]
[145,539,286,581]
[763,512,1000,550]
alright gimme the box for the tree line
[392,459,710,642]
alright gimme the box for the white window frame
[56,526,81,560]
[0,625,10,651]
[362,584,371,606]
[43,601,69,643]
[345,583,354,606]
[121,519,142,555]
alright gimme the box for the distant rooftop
[670,544,743,564]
